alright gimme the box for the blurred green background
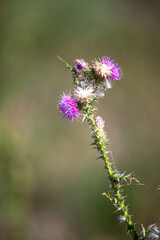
[0,0,160,239]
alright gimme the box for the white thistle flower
[74,86,96,103]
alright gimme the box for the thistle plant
[57,56,160,240]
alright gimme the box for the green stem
[83,103,140,240]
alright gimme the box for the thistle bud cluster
[57,56,122,121]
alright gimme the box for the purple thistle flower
[58,93,79,121]
[75,59,88,73]
[101,56,122,80]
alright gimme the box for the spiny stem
[83,103,140,240]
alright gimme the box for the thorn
[57,55,65,63]
[141,224,146,236]
[57,55,73,71]
[114,207,121,213]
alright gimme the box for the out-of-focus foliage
[0,0,160,239]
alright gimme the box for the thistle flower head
[74,86,96,103]
[57,93,79,121]
[75,59,88,73]
[96,116,105,129]
[93,60,112,79]
[93,57,122,81]
[101,56,122,80]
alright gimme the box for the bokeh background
[0,0,160,239]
